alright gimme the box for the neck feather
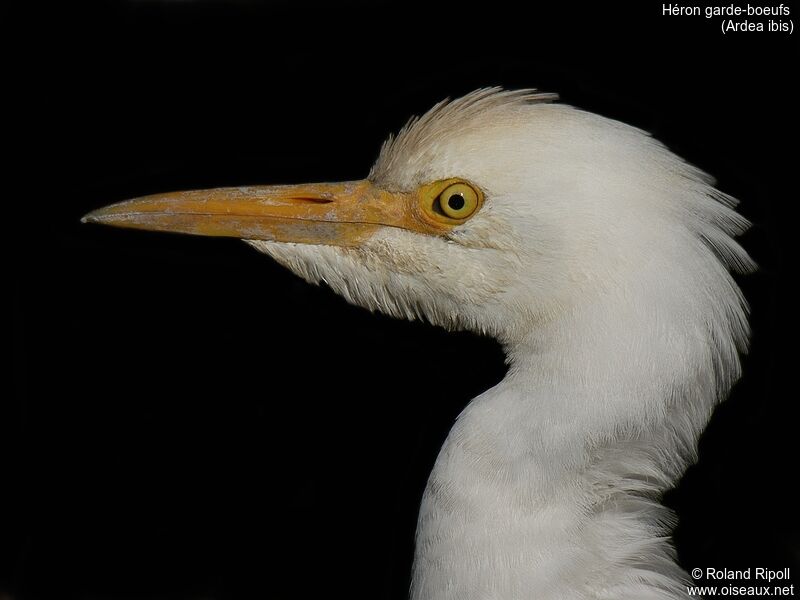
[411,284,744,600]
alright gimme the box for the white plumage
[86,88,753,599]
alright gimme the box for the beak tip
[81,210,104,225]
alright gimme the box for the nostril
[290,196,334,204]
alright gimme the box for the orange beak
[82,180,450,247]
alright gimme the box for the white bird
[83,88,753,600]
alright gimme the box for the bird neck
[411,294,719,599]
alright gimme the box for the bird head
[83,88,752,350]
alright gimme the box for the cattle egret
[83,88,753,600]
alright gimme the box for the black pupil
[447,194,466,211]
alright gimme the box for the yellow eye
[416,178,483,225]
[437,182,479,220]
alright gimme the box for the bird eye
[437,182,479,220]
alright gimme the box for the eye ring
[437,182,480,220]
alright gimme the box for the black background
[8,1,798,599]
